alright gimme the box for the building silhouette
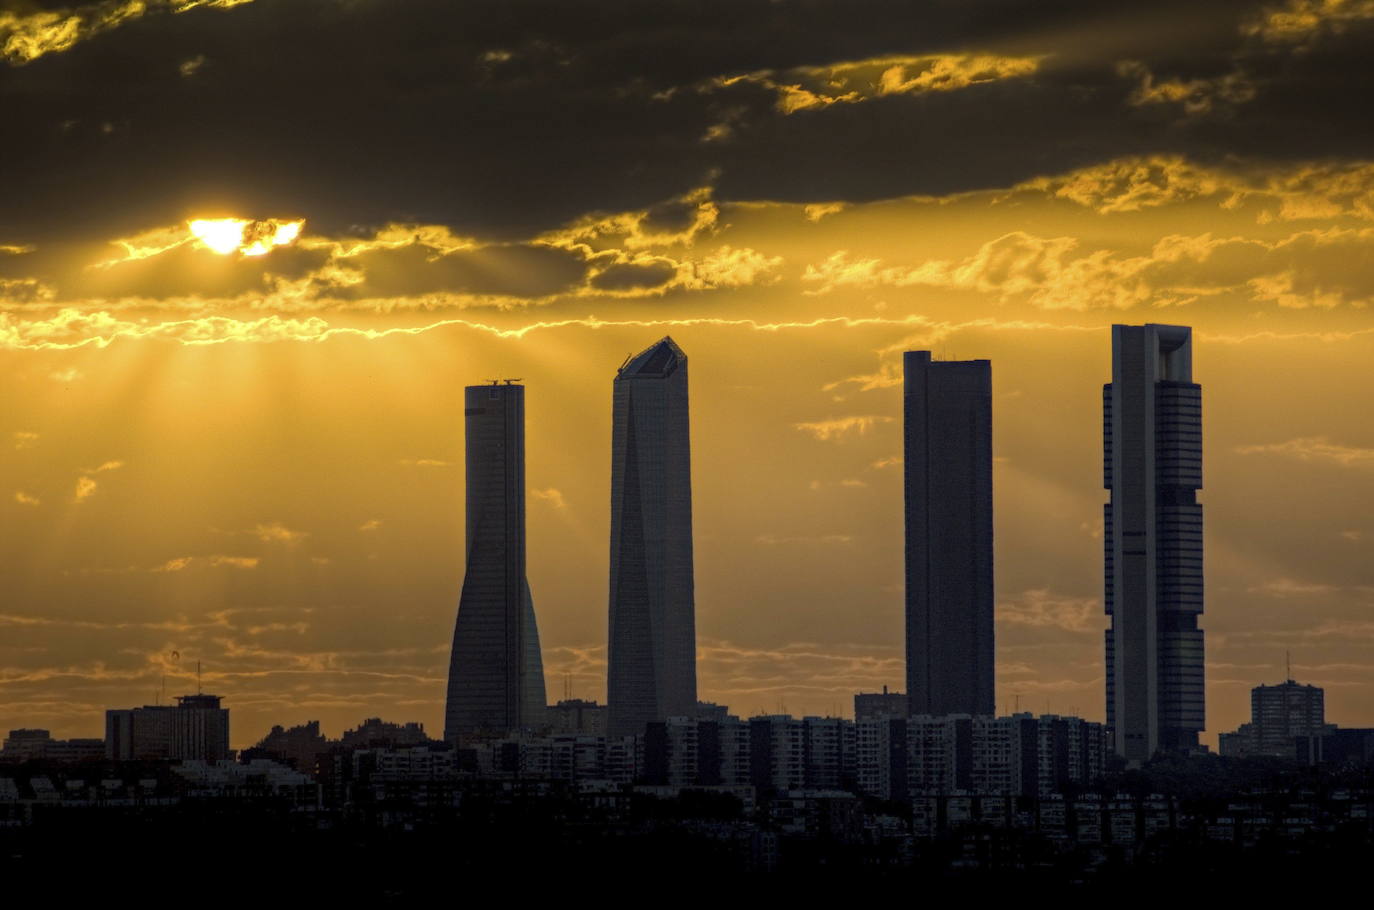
[445,383,547,740]
[548,699,609,736]
[105,694,230,761]
[854,687,909,721]
[903,351,994,716]
[1104,324,1205,761]
[607,337,698,737]
[1,729,103,763]
[106,705,173,760]
[245,720,330,771]
[1220,679,1327,758]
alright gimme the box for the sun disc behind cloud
[189,218,249,254]
[188,217,305,256]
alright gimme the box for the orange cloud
[2,308,1096,351]
[710,53,1041,114]
[1236,436,1374,467]
[794,415,894,441]
[1244,0,1374,44]
[1022,156,1374,221]
[151,555,259,573]
[72,476,97,502]
[1117,61,1254,115]
[999,589,1100,633]
[803,202,846,222]
[1,0,253,66]
[253,522,308,544]
[530,488,567,509]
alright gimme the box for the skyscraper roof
[618,336,686,378]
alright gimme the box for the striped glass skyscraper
[444,382,546,740]
[904,351,994,716]
[1104,324,1204,761]
[607,337,697,738]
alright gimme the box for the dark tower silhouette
[445,383,546,740]
[607,338,697,737]
[1104,324,1204,761]
[903,351,994,716]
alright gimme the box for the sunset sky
[4,0,1374,748]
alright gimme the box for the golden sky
[3,0,1374,747]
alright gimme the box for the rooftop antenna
[197,659,202,694]
[1286,650,1292,683]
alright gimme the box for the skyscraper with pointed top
[1104,324,1205,761]
[444,382,547,740]
[608,337,697,738]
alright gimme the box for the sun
[188,217,305,256]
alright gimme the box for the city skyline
[3,323,1371,749]
[5,1,1374,750]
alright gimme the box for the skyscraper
[903,351,994,716]
[607,337,697,737]
[445,382,547,740]
[1104,324,1204,761]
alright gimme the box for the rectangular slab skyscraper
[904,351,994,716]
[445,383,546,740]
[608,337,697,738]
[1104,324,1204,761]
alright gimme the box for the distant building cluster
[7,696,1374,872]
[638,711,1106,800]
[246,699,1109,804]
[10,322,1366,821]
[0,729,103,764]
[1219,679,1374,762]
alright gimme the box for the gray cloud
[8,0,1372,252]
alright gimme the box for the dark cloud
[74,243,329,299]
[344,243,588,299]
[5,0,1371,249]
[589,260,677,292]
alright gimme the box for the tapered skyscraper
[445,382,546,740]
[608,337,697,737]
[1104,324,1204,761]
[904,351,994,716]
